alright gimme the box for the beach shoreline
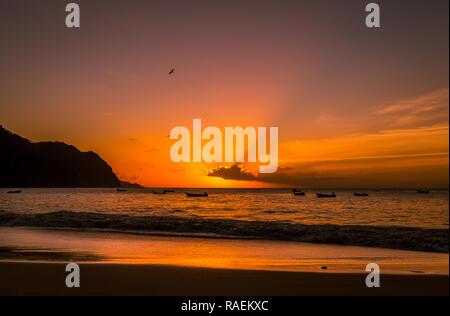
[1,226,449,276]
[1,209,448,253]
[0,262,448,296]
[1,225,448,296]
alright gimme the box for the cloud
[208,164,337,186]
[145,148,159,153]
[207,89,450,188]
[208,163,449,188]
[376,88,449,128]
[208,165,256,181]
[257,169,338,186]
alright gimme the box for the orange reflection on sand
[1,227,448,275]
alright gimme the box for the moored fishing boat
[317,193,336,198]
[186,192,208,197]
[7,190,21,194]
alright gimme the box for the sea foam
[0,210,447,253]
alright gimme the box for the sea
[0,188,448,229]
[0,188,448,274]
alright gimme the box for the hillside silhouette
[0,126,120,188]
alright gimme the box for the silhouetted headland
[0,125,121,188]
[119,181,143,188]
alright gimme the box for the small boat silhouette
[317,193,336,198]
[292,188,306,195]
[186,192,208,197]
[153,190,167,195]
[354,192,369,197]
[116,188,127,192]
[7,190,21,194]
[417,190,430,194]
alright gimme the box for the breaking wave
[0,210,448,253]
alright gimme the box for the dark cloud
[208,165,256,181]
[208,164,336,186]
[207,164,449,189]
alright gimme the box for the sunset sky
[0,0,448,188]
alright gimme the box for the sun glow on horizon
[1,1,448,189]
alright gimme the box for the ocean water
[0,188,448,229]
[0,188,449,263]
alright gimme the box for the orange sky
[0,0,448,188]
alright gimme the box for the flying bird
[169,68,175,75]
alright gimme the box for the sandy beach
[0,262,448,296]
[1,228,449,296]
[1,227,448,296]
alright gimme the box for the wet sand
[0,262,448,296]
[1,227,449,275]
